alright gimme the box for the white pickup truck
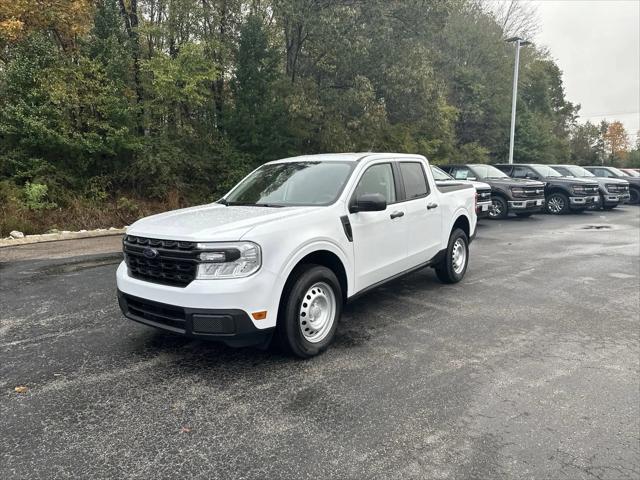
[117,153,477,357]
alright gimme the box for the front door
[349,162,408,292]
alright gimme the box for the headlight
[572,185,586,194]
[195,241,261,279]
[511,187,525,197]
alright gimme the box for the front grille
[573,184,599,195]
[523,186,544,197]
[123,235,198,287]
[477,190,491,201]
[122,294,186,333]
[606,183,629,193]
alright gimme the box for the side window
[451,167,470,180]
[400,162,430,199]
[512,166,528,178]
[353,163,396,204]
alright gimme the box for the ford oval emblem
[143,247,159,259]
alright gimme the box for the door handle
[427,202,438,210]
[390,211,404,219]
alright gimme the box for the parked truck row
[115,154,638,358]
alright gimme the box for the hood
[623,176,640,186]
[591,177,629,186]
[127,203,322,241]
[480,177,545,188]
[544,176,598,186]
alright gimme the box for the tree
[603,121,630,165]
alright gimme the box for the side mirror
[350,193,387,213]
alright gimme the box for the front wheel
[630,188,640,205]
[489,196,508,219]
[277,265,342,358]
[435,228,469,284]
[546,192,570,214]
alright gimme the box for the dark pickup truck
[583,166,640,205]
[440,164,545,219]
[495,164,600,215]
[551,164,630,210]
[430,165,493,218]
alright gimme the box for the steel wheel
[298,282,336,343]
[452,238,467,274]
[547,194,565,214]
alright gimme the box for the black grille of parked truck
[551,165,630,210]
[583,166,640,205]
[430,165,493,218]
[494,164,600,215]
[439,164,545,219]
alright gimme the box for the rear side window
[400,162,430,199]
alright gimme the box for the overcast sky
[533,0,640,143]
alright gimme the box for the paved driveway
[1,207,638,479]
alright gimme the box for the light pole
[506,36,531,164]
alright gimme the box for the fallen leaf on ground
[14,386,29,394]
[180,426,191,433]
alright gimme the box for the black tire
[435,228,469,284]
[489,196,508,219]
[277,264,342,358]
[546,192,570,214]
[630,188,640,205]
[515,212,532,218]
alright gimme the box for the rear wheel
[277,265,342,358]
[435,228,469,284]
[489,196,508,219]
[546,192,570,214]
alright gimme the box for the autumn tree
[603,121,630,165]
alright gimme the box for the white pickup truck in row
[117,153,477,357]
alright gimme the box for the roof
[268,153,426,163]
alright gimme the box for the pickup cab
[550,164,630,209]
[117,153,477,357]
[440,164,545,219]
[495,163,600,214]
[583,166,640,205]
[430,165,493,218]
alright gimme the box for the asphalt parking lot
[1,207,639,479]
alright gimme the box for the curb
[0,229,127,248]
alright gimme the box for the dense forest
[0,0,638,234]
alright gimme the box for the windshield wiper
[216,198,228,205]
[222,201,284,208]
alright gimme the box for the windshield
[557,165,595,177]
[431,165,454,180]
[624,169,640,177]
[532,165,562,177]
[609,167,629,177]
[224,161,355,206]
[471,165,509,179]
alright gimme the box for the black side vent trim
[340,215,353,242]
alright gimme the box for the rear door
[349,162,408,291]
[397,161,443,266]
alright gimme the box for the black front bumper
[118,290,274,348]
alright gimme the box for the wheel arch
[278,241,352,309]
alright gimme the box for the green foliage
[23,182,57,210]
[0,0,588,233]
